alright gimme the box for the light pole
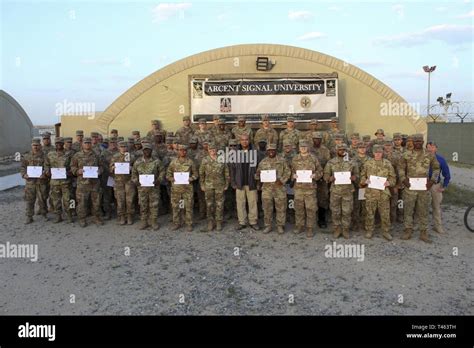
[423,65,436,117]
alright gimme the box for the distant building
[0,90,34,157]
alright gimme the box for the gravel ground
[0,185,473,315]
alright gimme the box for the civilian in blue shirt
[427,141,451,234]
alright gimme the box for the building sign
[191,78,338,122]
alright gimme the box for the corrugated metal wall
[428,123,474,164]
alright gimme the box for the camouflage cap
[261,114,270,121]
[393,132,402,139]
[257,138,267,143]
[212,114,220,120]
[75,130,84,136]
[208,142,217,150]
[90,132,99,137]
[54,137,64,143]
[357,142,367,148]
[31,138,41,145]
[283,140,292,147]
[83,137,92,143]
[217,118,226,124]
[110,129,118,133]
[229,139,238,146]
[374,128,384,135]
[133,139,142,145]
[336,143,348,150]
[189,137,198,144]
[201,139,209,145]
[267,143,277,150]
[287,116,295,122]
[401,134,408,138]
[64,137,73,142]
[152,130,164,136]
[330,117,338,122]
[312,131,322,139]
[350,133,360,139]
[42,133,51,139]
[299,140,309,147]
[413,133,424,141]
[198,118,207,124]
[362,135,371,141]
[127,137,135,142]
[373,145,384,153]
[118,141,128,147]
[103,138,109,143]
[142,143,152,150]
[109,137,117,143]
[237,115,245,121]
[165,137,174,144]
[406,135,414,141]
[132,130,140,135]
[182,116,191,121]
[334,133,344,140]
[167,131,175,137]
[384,138,393,144]
[177,144,188,150]
[309,119,318,124]
[151,119,160,125]
[117,136,125,141]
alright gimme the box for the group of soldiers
[20,114,440,243]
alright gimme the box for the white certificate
[83,166,99,178]
[27,166,42,178]
[334,171,351,185]
[174,172,190,185]
[114,162,130,175]
[409,177,427,191]
[358,188,366,200]
[368,175,387,191]
[139,174,155,187]
[296,170,312,183]
[260,169,276,183]
[51,168,66,179]
[107,176,115,187]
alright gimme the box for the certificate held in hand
[409,177,427,191]
[334,171,351,185]
[83,166,99,178]
[51,168,67,180]
[260,169,276,183]
[139,174,155,187]
[114,162,130,175]
[368,175,386,191]
[27,166,43,178]
[296,170,312,183]
[174,172,190,185]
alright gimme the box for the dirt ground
[1,182,473,316]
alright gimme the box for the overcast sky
[1,0,473,125]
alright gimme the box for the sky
[1,0,473,125]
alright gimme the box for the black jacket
[230,144,264,190]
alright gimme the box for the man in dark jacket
[230,134,263,230]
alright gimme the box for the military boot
[42,214,49,222]
[401,228,412,240]
[79,219,87,228]
[293,225,303,234]
[25,216,33,224]
[53,214,63,223]
[94,216,104,226]
[66,212,73,224]
[201,220,213,232]
[263,226,272,234]
[151,219,160,231]
[186,224,193,232]
[342,228,350,239]
[118,216,126,225]
[277,226,285,234]
[419,230,432,243]
[333,226,342,239]
[171,224,181,231]
[382,232,393,241]
[306,227,314,238]
[127,214,133,225]
[138,218,148,230]
[215,221,223,231]
[365,230,373,239]
[103,212,111,220]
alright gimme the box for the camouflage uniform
[194,129,210,150]
[166,152,198,229]
[70,141,103,226]
[131,151,165,230]
[256,146,291,233]
[254,125,278,147]
[193,145,208,219]
[175,121,195,146]
[199,148,230,230]
[309,135,331,212]
[324,144,359,238]
[232,124,254,144]
[110,147,136,224]
[212,120,231,151]
[278,128,301,152]
[398,135,440,242]
[360,149,396,240]
[352,149,371,231]
[20,143,48,222]
[44,143,73,222]
[384,147,402,223]
[281,142,297,224]
[291,144,323,236]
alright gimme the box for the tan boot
[127,214,133,225]
[118,216,126,225]
[67,212,73,224]
[342,228,350,239]
[171,224,181,231]
[151,219,160,231]
[79,219,87,228]
[186,224,193,232]
[333,226,342,239]
[277,226,285,234]
[382,232,393,241]
[94,216,104,226]
[215,221,222,231]
[293,225,303,234]
[201,220,213,232]
[138,219,148,230]
[365,230,373,239]
[53,214,63,223]
[305,227,314,238]
[401,228,412,240]
[419,230,432,243]
[25,216,33,224]
[263,226,272,234]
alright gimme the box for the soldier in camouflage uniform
[131,143,164,230]
[41,132,54,213]
[110,141,136,225]
[147,119,165,139]
[278,116,301,152]
[190,137,206,220]
[309,132,331,228]
[254,114,278,147]
[327,117,347,149]
[291,140,324,238]
[100,137,119,220]
[324,143,359,239]
[352,142,371,232]
[166,145,198,231]
[383,139,402,223]
[199,142,230,232]
[256,144,291,234]
[392,133,405,222]
[152,130,167,160]
[360,145,396,240]
[304,119,331,147]
[72,130,84,153]
[212,118,231,151]
[398,134,440,243]
[175,116,195,146]
[44,137,73,223]
[348,133,360,158]
[280,139,297,224]
[71,137,103,227]
[90,132,102,156]
[207,115,220,136]
[405,134,414,152]
[194,118,210,149]
[232,115,254,144]
[21,138,48,224]
[329,133,345,158]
